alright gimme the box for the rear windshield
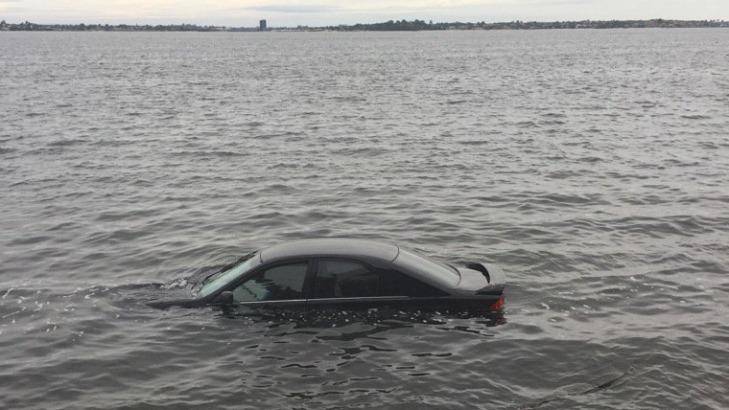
[394,248,460,287]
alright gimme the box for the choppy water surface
[1,29,729,408]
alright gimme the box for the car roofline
[259,238,400,264]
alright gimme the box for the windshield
[394,247,461,288]
[405,247,459,274]
[195,252,260,298]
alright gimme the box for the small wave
[171,150,247,158]
[47,138,86,147]
[331,146,391,156]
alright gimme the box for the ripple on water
[1,29,729,409]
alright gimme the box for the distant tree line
[327,19,729,31]
[0,20,232,31]
[1,19,728,32]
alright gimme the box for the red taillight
[489,295,505,311]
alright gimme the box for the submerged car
[150,239,506,313]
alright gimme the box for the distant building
[259,19,267,31]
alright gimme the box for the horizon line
[2,17,728,29]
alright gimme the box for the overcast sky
[2,0,728,26]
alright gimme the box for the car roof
[259,238,400,264]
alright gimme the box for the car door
[226,259,312,316]
[378,268,451,313]
[307,258,412,316]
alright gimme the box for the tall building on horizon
[259,19,267,31]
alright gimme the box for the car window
[313,259,378,298]
[232,262,308,303]
[380,270,446,297]
[196,252,260,298]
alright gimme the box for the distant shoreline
[1,19,728,32]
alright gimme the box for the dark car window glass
[313,259,379,298]
[232,262,307,303]
[380,270,446,297]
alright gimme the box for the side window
[380,270,446,297]
[232,262,307,303]
[313,259,378,298]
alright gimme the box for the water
[1,29,729,408]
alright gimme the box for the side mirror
[213,291,234,305]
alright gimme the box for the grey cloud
[245,4,339,14]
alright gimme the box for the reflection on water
[219,302,508,330]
